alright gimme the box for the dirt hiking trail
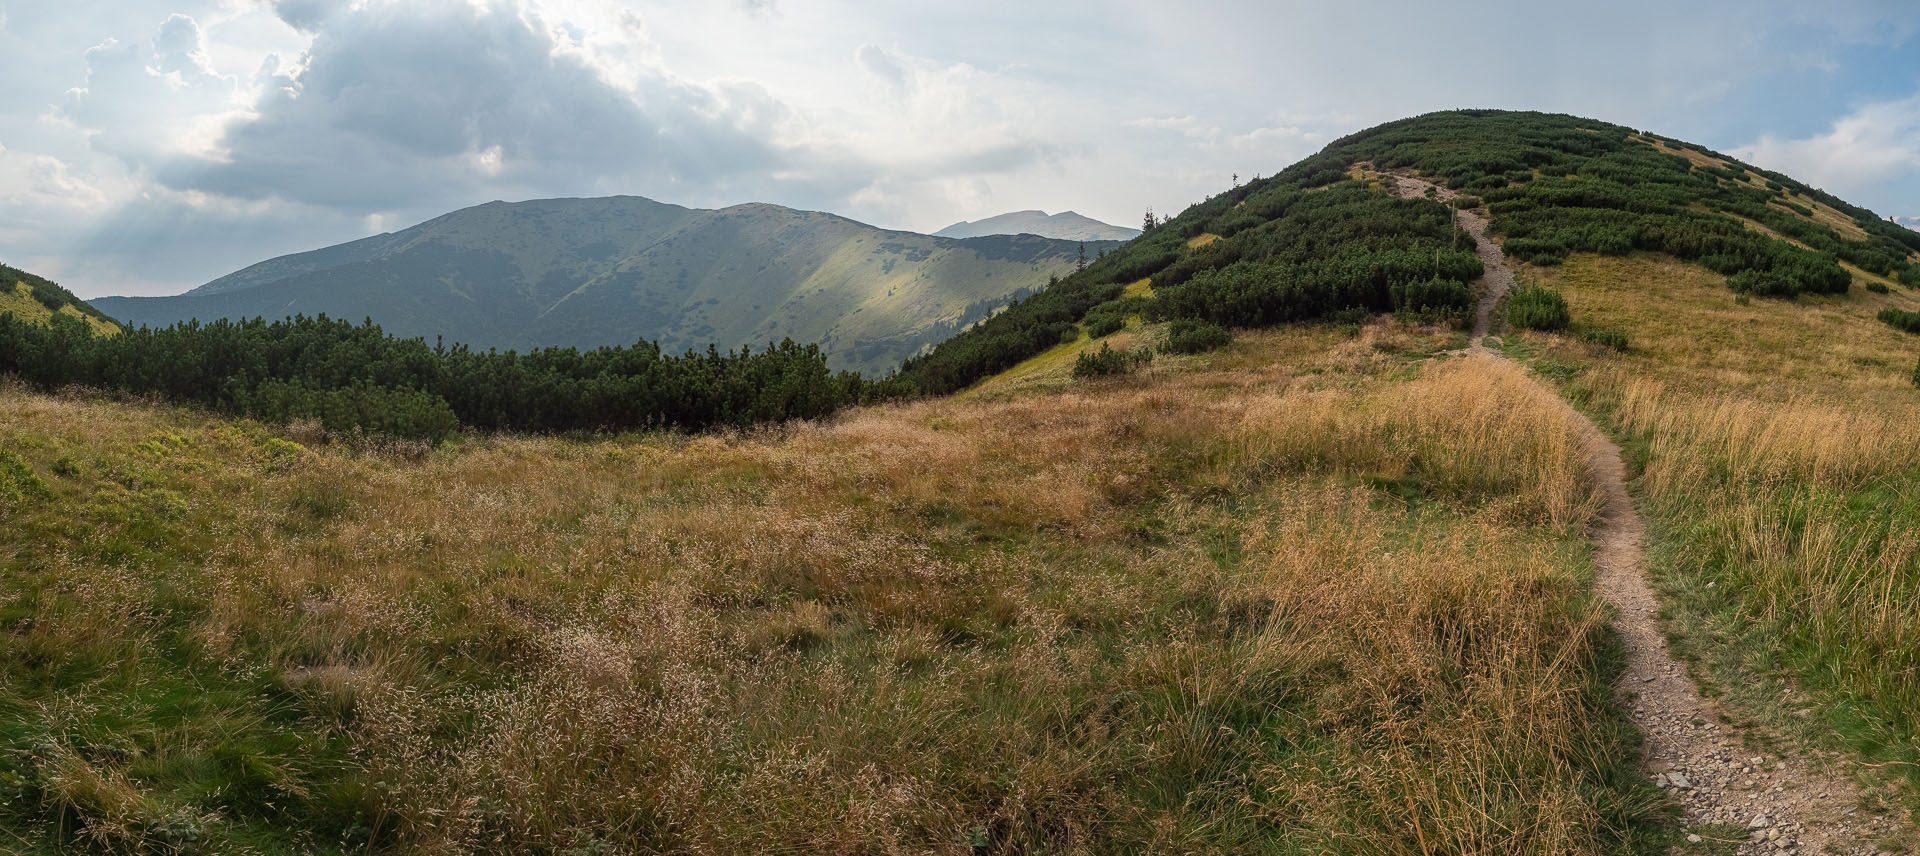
[1386,171,1908,854]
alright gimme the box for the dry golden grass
[0,323,1665,853]
[1523,253,1920,401]
[1184,233,1221,249]
[1510,251,1920,808]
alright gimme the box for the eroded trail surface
[1386,171,1903,853]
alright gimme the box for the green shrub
[1164,319,1231,354]
[1879,308,1920,335]
[1450,195,1484,209]
[1085,314,1125,338]
[1727,269,1799,297]
[1867,281,1890,294]
[1071,344,1152,379]
[1390,276,1473,320]
[1901,266,1920,288]
[1507,286,1571,331]
[1580,327,1629,352]
[1083,296,1152,339]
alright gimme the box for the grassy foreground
[1,324,1668,853]
[1519,251,1920,827]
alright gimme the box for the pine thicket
[0,313,863,441]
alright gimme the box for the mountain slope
[92,198,1112,374]
[935,210,1141,241]
[902,108,1920,842]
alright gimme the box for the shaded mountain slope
[93,198,1112,374]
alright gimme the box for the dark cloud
[157,0,788,213]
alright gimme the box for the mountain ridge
[935,209,1141,242]
[93,196,1116,374]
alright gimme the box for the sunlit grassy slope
[0,269,119,337]
[0,320,1672,853]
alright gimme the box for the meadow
[1518,250,1920,828]
[0,322,1670,854]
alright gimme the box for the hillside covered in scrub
[893,110,1920,396]
[4,110,1920,853]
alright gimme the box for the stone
[1749,814,1771,829]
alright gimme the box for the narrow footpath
[1386,172,1904,854]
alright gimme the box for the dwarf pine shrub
[1507,286,1571,331]
[1072,343,1152,378]
[1164,319,1231,354]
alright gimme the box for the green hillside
[897,110,1920,395]
[91,198,1112,375]
[5,110,1920,854]
[0,262,119,336]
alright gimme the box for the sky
[2,0,1918,298]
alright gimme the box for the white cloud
[1732,94,1920,198]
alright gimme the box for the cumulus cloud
[61,18,247,164]
[855,44,911,93]
[148,0,792,213]
[1732,94,1920,198]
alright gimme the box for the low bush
[1507,286,1571,331]
[1085,314,1124,338]
[1879,308,1920,335]
[1164,319,1232,354]
[1579,327,1629,352]
[1451,195,1484,209]
[1083,296,1153,339]
[1867,282,1890,294]
[1390,276,1474,320]
[1071,343,1152,378]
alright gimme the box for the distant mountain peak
[935,210,1140,242]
